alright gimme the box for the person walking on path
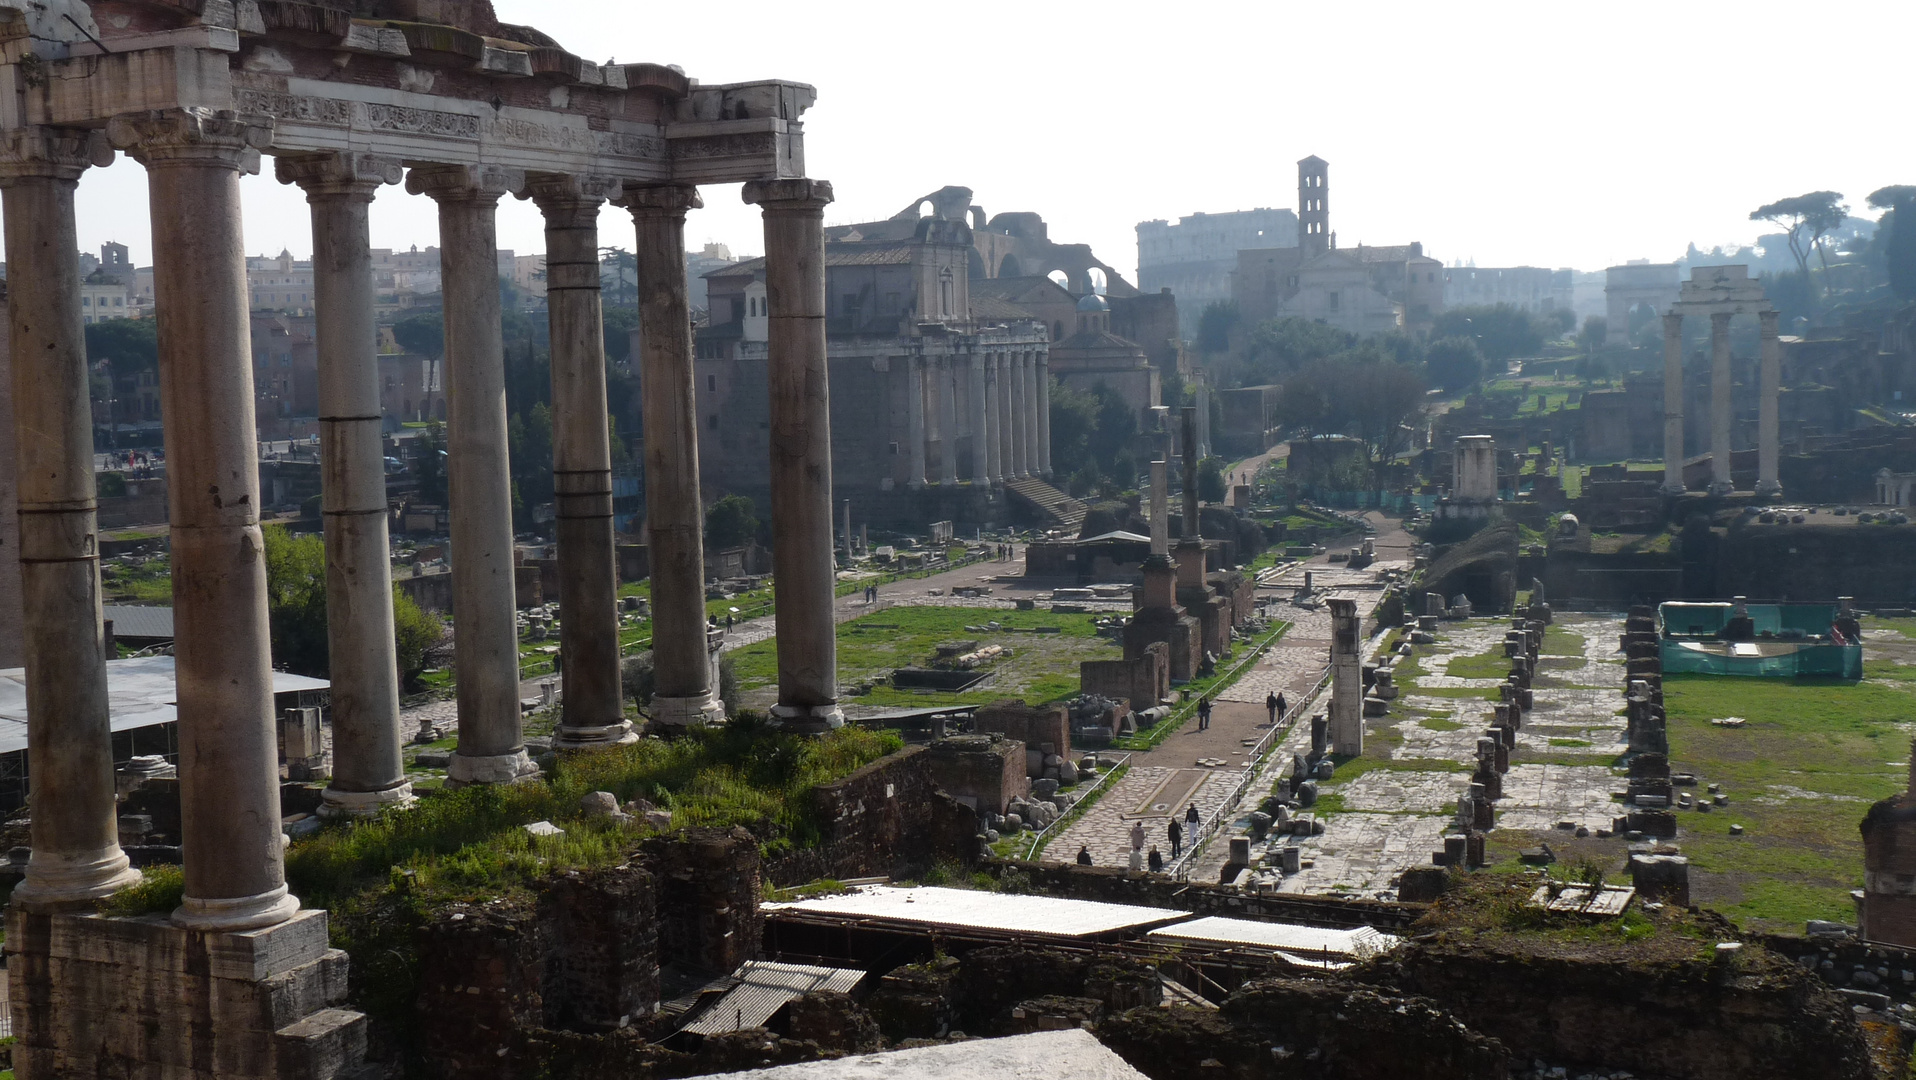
[1147,846,1164,873]
[1276,691,1288,721]
[1185,802,1200,828]
[1168,818,1183,858]
[1266,691,1280,725]
[1130,820,1146,854]
[1077,844,1092,866]
[1196,696,1213,731]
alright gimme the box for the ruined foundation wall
[764,746,982,887]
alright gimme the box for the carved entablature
[0,0,813,185]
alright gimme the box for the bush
[621,651,656,707]
[97,471,127,499]
[717,654,739,717]
[392,588,445,690]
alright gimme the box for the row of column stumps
[903,349,1050,489]
[1658,309,1783,498]
[0,107,841,929]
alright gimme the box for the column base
[1755,479,1783,499]
[173,884,302,932]
[771,702,844,733]
[1708,480,1735,496]
[1659,480,1688,496]
[907,479,925,491]
[649,692,724,730]
[446,748,541,787]
[554,719,641,749]
[13,845,143,911]
[319,781,417,819]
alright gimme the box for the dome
[1076,293,1109,313]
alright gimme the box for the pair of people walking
[1265,690,1287,725]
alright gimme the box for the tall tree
[1868,186,1916,303]
[83,317,159,372]
[1424,336,1484,392]
[1431,304,1546,362]
[1751,191,1847,297]
[1276,356,1427,491]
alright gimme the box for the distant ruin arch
[999,254,1024,278]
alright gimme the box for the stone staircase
[1004,476,1089,533]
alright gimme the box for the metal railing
[1169,667,1333,882]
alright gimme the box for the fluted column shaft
[744,179,842,731]
[110,109,295,930]
[983,355,1002,483]
[622,183,720,730]
[1660,312,1685,495]
[1023,351,1043,480]
[1036,355,1052,477]
[904,355,926,489]
[407,165,536,784]
[996,352,1015,482]
[1757,310,1783,498]
[936,357,958,484]
[1709,311,1733,495]
[968,351,989,482]
[279,153,413,817]
[0,129,139,908]
[1009,353,1028,478]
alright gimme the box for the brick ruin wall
[762,745,983,888]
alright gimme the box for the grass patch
[1548,738,1592,748]
[1542,625,1587,657]
[1420,717,1464,732]
[1662,672,1916,933]
[99,864,184,917]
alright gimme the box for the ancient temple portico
[0,2,824,1075]
[1659,265,1781,498]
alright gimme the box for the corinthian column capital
[106,108,273,173]
[404,162,525,204]
[742,177,833,211]
[522,172,624,214]
[0,126,113,183]
[275,152,403,199]
[619,182,703,219]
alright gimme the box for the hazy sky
[54,0,1915,282]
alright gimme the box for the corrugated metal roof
[1145,916,1400,967]
[681,960,863,1035]
[762,885,1190,939]
[102,605,174,640]
[0,656,329,756]
[680,1029,1148,1079]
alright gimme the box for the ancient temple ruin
[0,1,839,1075]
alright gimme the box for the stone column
[621,182,720,730]
[936,357,959,485]
[983,354,1002,484]
[1036,353,1052,478]
[0,128,140,907]
[1757,310,1783,499]
[109,109,295,930]
[1023,352,1042,481]
[1328,597,1363,756]
[1009,352,1029,479]
[968,350,989,482]
[997,351,1016,481]
[904,355,926,489]
[1709,311,1733,496]
[1660,312,1686,495]
[406,164,537,784]
[743,179,843,732]
[278,152,414,817]
[532,175,639,743]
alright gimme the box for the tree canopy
[84,317,159,372]
[1424,335,1484,392]
[1869,186,1916,303]
[1275,356,1427,489]
[391,312,444,358]
[704,494,759,551]
[1751,191,1847,291]
[1431,304,1549,363]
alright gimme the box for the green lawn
[1662,671,1914,933]
[727,605,1119,710]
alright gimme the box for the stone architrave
[0,126,141,906]
[406,163,539,785]
[109,107,298,930]
[621,182,721,731]
[744,179,843,732]
[277,151,415,817]
[1660,312,1686,495]
[532,173,640,744]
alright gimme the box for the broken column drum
[746,179,844,732]
[625,183,720,732]
[410,164,538,785]
[0,127,142,905]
